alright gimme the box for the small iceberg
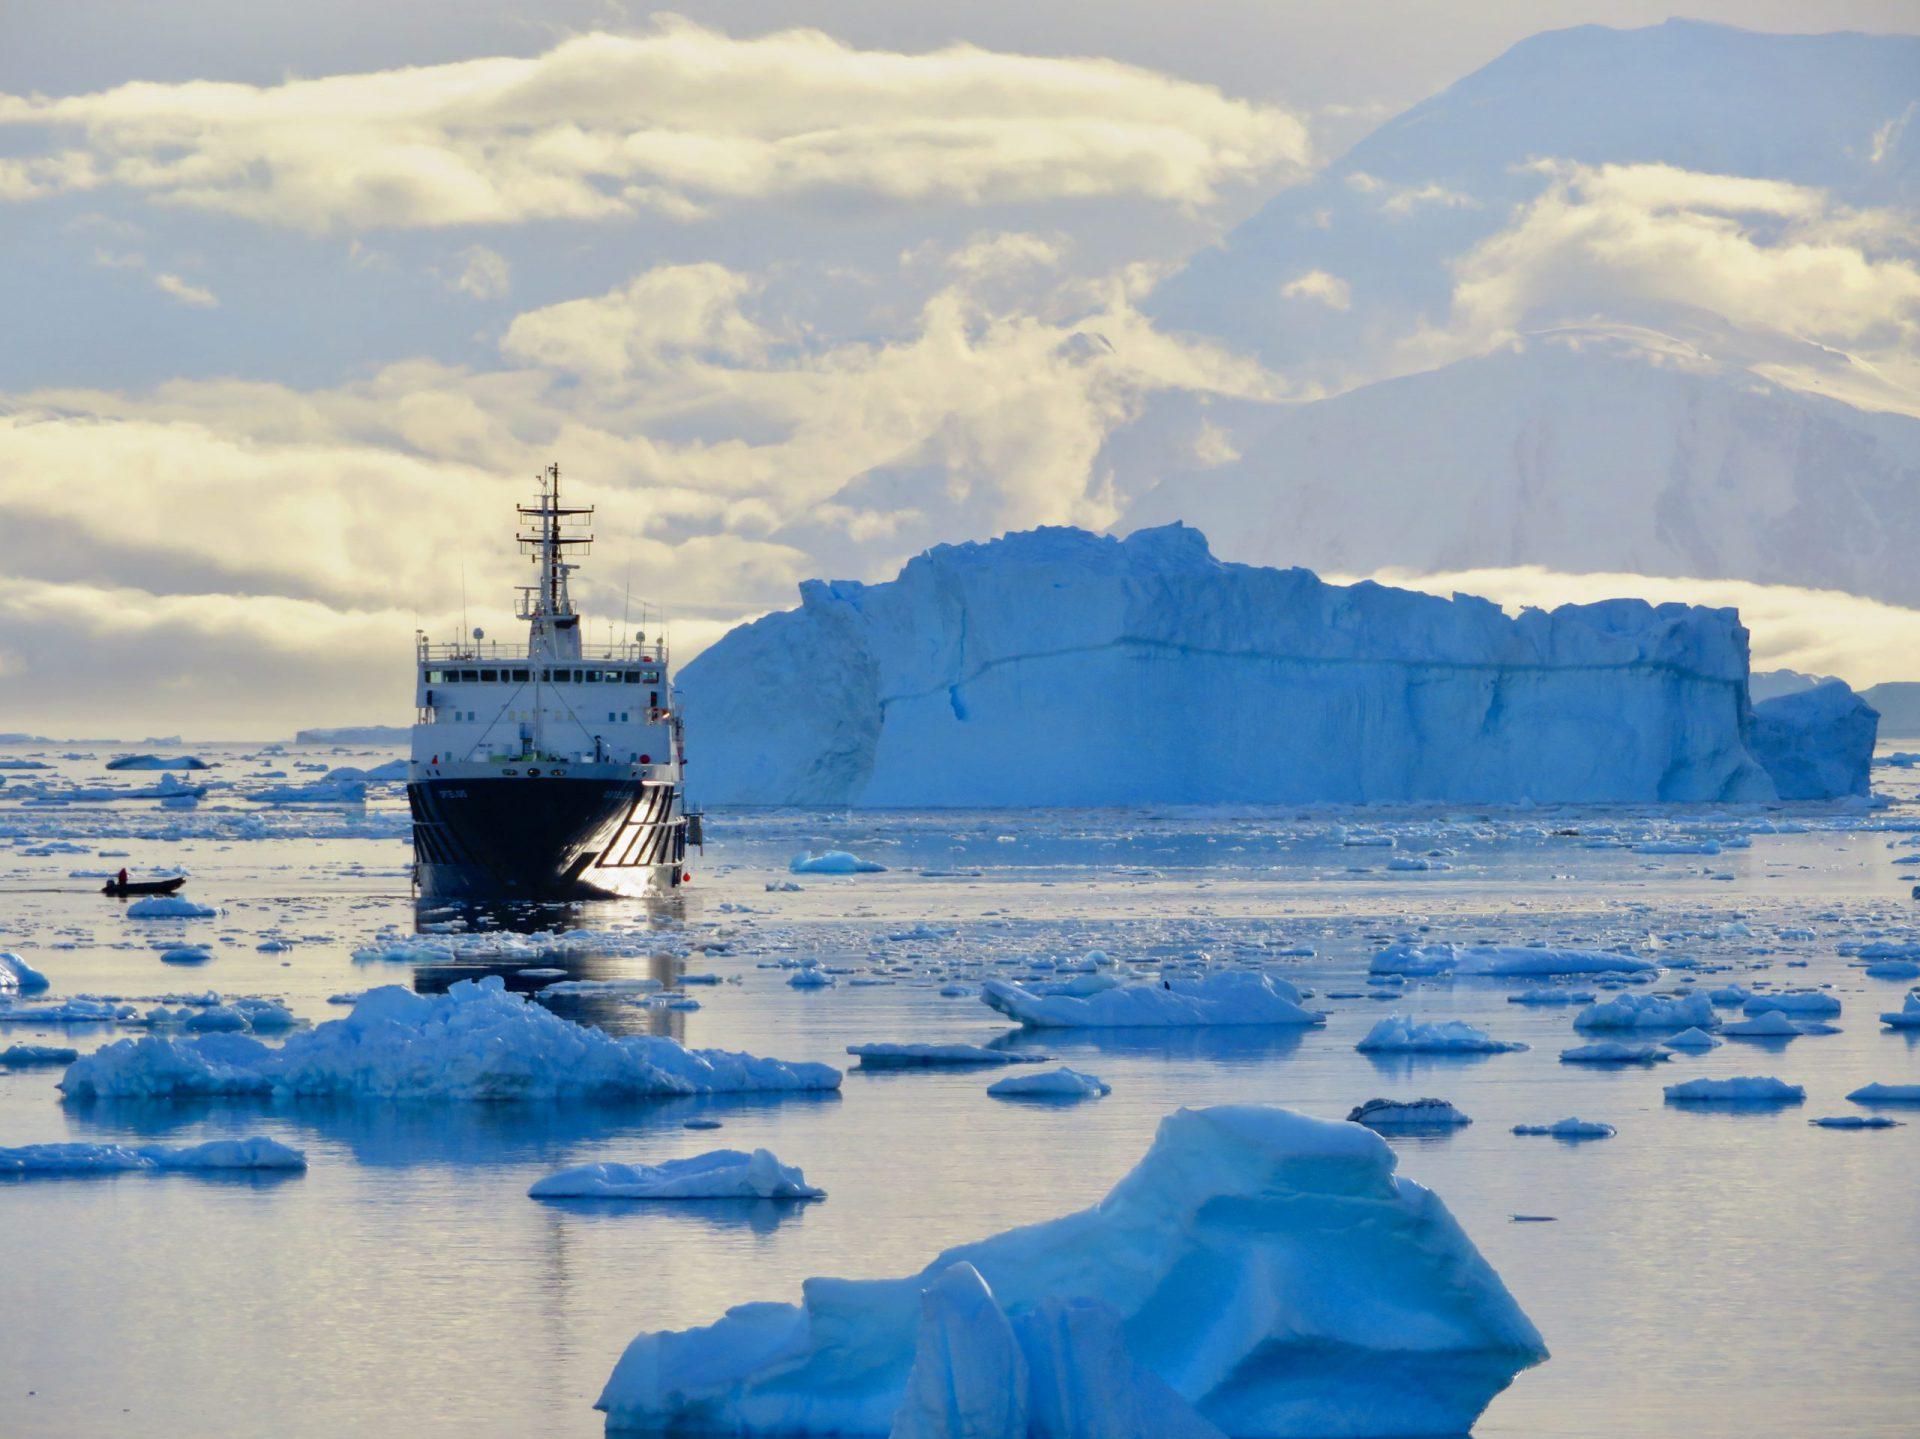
[788,967,836,989]
[0,1043,80,1067]
[982,970,1323,1029]
[1356,1017,1526,1054]
[0,1136,305,1176]
[986,1067,1110,1101]
[1812,1116,1901,1129]
[1845,1083,1920,1104]
[529,1148,823,1200]
[1511,1118,1615,1139]
[1877,994,1920,1029]
[1663,1027,1721,1050]
[1346,1096,1472,1130]
[1574,993,1717,1031]
[1742,990,1841,1018]
[595,1106,1544,1437]
[1721,1012,1825,1039]
[1663,1076,1805,1106]
[789,851,887,874]
[159,945,212,966]
[106,754,210,771]
[125,895,219,919]
[849,1043,1044,1069]
[0,952,51,994]
[1560,1042,1671,1065]
[59,977,842,1101]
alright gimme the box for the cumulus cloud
[448,244,511,300]
[1451,161,1920,351]
[1281,268,1351,309]
[1363,563,1920,689]
[0,18,1309,231]
[500,262,766,377]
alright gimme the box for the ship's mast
[516,462,593,661]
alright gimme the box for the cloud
[448,244,511,300]
[1281,268,1351,309]
[500,262,766,378]
[0,18,1310,231]
[1361,563,1920,689]
[154,272,218,307]
[1450,161,1920,352]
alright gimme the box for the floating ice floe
[788,967,836,989]
[1721,1011,1831,1039]
[1559,1042,1671,1065]
[1511,1119,1615,1139]
[849,1043,1045,1069]
[246,778,368,805]
[0,998,137,1025]
[1863,960,1920,979]
[1574,993,1717,1030]
[986,1068,1110,1101]
[0,1043,80,1066]
[529,1148,823,1201]
[1811,1116,1901,1129]
[1878,994,1920,1028]
[1663,1076,1805,1106]
[1356,1017,1526,1054]
[595,1105,1544,1436]
[1370,942,1654,978]
[1507,987,1596,1006]
[1845,1083,1920,1104]
[982,970,1323,1029]
[1663,1027,1722,1050]
[159,945,211,966]
[1346,1097,1472,1130]
[106,754,210,771]
[125,895,218,919]
[59,977,841,1101]
[1742,990,1841,1017]
[0,1137,304,1175]
[789,851,887,875]
[0,952,50,994]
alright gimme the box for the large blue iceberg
[681,524,1843,806]
[597,1104,1547,1437]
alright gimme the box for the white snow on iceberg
[596,1105,1545,1437]
[1574,993,1717,1031]
[982,970,1323,1029]
[529,1148,823,1201]
[125,895,219,919]
[789,850,887,874]
[59,977,841,1101]
[679,525,1781,806]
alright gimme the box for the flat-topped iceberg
[982,970,1323,1028]
[1356,1017,1526,1054]
[1743,991,1841,1017]
[1371,943,1653,977]
[59,977,842,1101]
[0,1136,304,1175]
[596,1105,1545,1436]
[848,1043,1043,1069]
[1512,1119,1615,1139]
[1664,1076,1805,1106]
[529,1148,823,1201]
[986,1067,1110,1101]
[679,525,1783,806]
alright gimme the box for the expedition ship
[407,465,696,898]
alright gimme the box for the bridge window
[511,669,530,683]
[460,669,479,683]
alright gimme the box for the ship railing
[415,638,668,663]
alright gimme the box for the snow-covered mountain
[680,524,1799,807]
[1123,325,1920,602]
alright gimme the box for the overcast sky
[2,1,1916,737]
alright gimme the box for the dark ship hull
[408,776,685,899]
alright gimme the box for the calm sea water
[4,743,1919,1437]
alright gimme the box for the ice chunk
[982,971,1322,1029]
[1845,1083,1920,1104]
[159,945,212,965]
[1742,990,1841,1017]
[1346,1097,1472,1129]
[125,895,218,919]
[1662,1027,1722,1050]
[1663,1076,1805,1105]
[1811,1116,1901,1129]
[891,1264,1029,1439]
[0,998,137,1025]
[246,778,368,805]
[1880,994,1920,1028]
[788,967,837,989]
[106,754,210,770]
[528,1148,823,1200]
[59,977,841,1101]
[986,1068,1109,1101]
[1559,1042,1671,1065]
[0,1043,80,1067]
[1574,993,1716,1030]
[790,851,887,874]
[596,1105,1545,1436]
[1355,1017,1526,1054]
[1511,1119,1615,1139]
[680,526,1780,806]
[1721,1011,1816,1039]
[0,1136,305,1174]
[1748,681,1878,800]
[1371,942,1653,977]
[0,952,51,994]
[850,1043,1042,1069]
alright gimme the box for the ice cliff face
[1749,682,1879,800]
[681,524,1781,807]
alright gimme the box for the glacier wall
[680,524,1782,807]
